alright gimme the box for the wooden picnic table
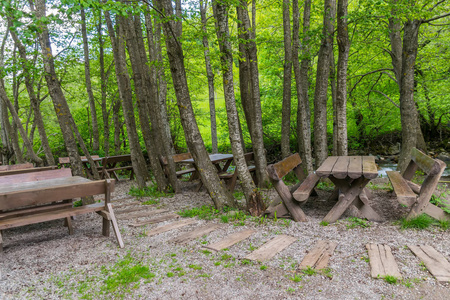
[313,156,382,223]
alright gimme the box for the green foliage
[345,217,371,229]
[178,205,219,220]
[73,200,82,207]
[290,274,303,282]
[301,266,317,276]
[319,221,329,226]
[383,275,398,285]
[128,184,173,201]
[400,214,435,230]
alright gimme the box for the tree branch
[423,12,450,23]
[369,90,400,108]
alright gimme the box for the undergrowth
[399,214,448,230]
[129,183,173,202]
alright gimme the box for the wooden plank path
[203,229,256,252]
[147,219,197,237]
[130,213,179,227]
[366,244,402,279]
[119,209,169,220]
[115,206,154,215]
[169,224,223,244]
[408,245,450,282]
[299,240,337,270]
[246,235,297,262]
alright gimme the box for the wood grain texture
[0,168,72,186]
[362,156,378,179]
[245,235,297,262]
[292,173,320,202]
[129,213,179,227]
[347,156,362,179]
[204,229,255,252]
[333,156,350,179]
[106,203,124,248]
[386,171,417,206]
[408,244,450,282]
[118,209,169,220]
[169,223,223,244]
[271,153,302,180]
[366,243,402,279]
[316,156,339,177]
[146,219,197,237]
[0,166,57,177]
[299,240,337,270]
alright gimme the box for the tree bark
[200,0,218,154]
[293,0,313,173]
[156,0,235,210]
[335,0,349,156]
[313,0,335,168]
[236,0,269,187]
[113,96,122,154]
[281,0,292,159]
[104,10,148,188]
[81,8,100,152]
[213,0,265,215]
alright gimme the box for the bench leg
[0,230,3,252]
[102,218,110,237]
[106,203,124,248]
[353,190,383,222]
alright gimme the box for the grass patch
[383,275,398,285]
[178,205,219,220]
[301,266,317,276]
[289,274,303,282]
[316,181,334,191]
[400,214,434,229]
[319,221,329,226]
[345,217,370,229]
[129,184,173,201]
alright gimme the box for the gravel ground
[1,178,449,299]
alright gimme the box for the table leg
[222,159,233,173]
[353,189,382,222]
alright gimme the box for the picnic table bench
[58,155,100,168]
[387,147,449,220]
[0,162,34,171]
[100,155,134,181]
[0,165,57,176]
[218,152,257,191]
[0,168,123,251]
[160,153,197,179]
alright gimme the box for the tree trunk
[313,0,335,168]
[104,10,148,188]
[236,0,269,187]
[113,96,122,154]
[200,0,218,154]
[156,0,235,210]
[293,0,313,173]
[330,45,338,156]
[213,0,265,215]
[335,0,349,156]
[81,8,99,152]
[281,0,292,159]
[397,20,420,173]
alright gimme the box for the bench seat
[386,171,417,207]
[176,168,197,177]
[293,173,320,202]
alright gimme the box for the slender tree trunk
[330,46,338,156]
[236,0,268,187]
[104,10,148,188]
[113,96,122,154]
[156,0,235,210]
[281,0,292,159]
[200,0,218,154]
[313,0,335,168]
[335,0,349,155]
[81,8,99,151]
[293,0,313,173]
[213,0,265,215]
[98,12,110,156]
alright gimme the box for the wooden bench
[58,155,100,168]
[160,153,197,179]
[100,155,134,181]
[0,165,57,176]
[219,152,257,191]
[387,147,449,220]
[0,162,33,171]
[0,168,123,251]
[265,153,319,222]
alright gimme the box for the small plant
[188,264,202,270]
[220,254,233,261]
[248,243,257,251]
[383,275,398,284]
[290,274,303,282]
[178,205,218,220]
[319,221,329,226]
[346,217,370,229]
[419,261,427,271]
[201,250,211,255]
[273,211,277,222]
[282,219,291,227]
[73,200,82,207]
[287,287,295,293]
[260,265,267,270]
[214,262,221,266]
[316,181,334,191]
[142,199,159,205]
[361,256,370,263]
[129,184,173,200]
[220,215,229,223]
[241,259,252,265]
[400,214,434,229]
[167,272,174,278]
[438,219,449,230]
[233,191,245,200]
[302,266,317,276]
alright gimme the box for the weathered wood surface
[106,203,124,248]
[386,171,416,206]
[269,178,307,222]
[299,240,337,270]
[147,219,197,237]
[269,153,302,181]
[245,235,297,262]
[204,229,256,252]
[118,209,169,220]
[366,243,402,279]
[411,148,440,175]
[130,213,180,227]
[115,206,152,215]
[353,189,383,222]
[265,203,290,218]
[408,244,450,282]
[169,223,223,244]
[0,162,33,171]
[0,202,73,220]
[181,153,233,164]
[0,168,73,186]
[0,166,57,177]
[316,156,339,177]
[292,173,320,202]
[347,156,362,179]
[333,156,350,179]
[362,156,378,179]
[100,155,133,180]
[59,155,100,165]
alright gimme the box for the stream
[377,162,450,178]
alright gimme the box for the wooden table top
[181,153,234,164]
[0,176,91,194]
[315,156,378,180]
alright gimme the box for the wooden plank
[347,156,362,179]
[0,166,57,177]
[0,202,73,220]
[292,173,320,202]
[332,156,350,179]
[408,245,450,282]
[116,206,151,215]
[245,235,297,262]
[169,223,223,244]
[106,203,124,248]
[0,168,73,186]
[362,156,378,179]
[411,148,441,175]
[146,219,197,237]
[386,171,417,207]
[269,178,307,222]
[0,162,33,171]
[265,203,290,219]
[353,190,383,222]
[366,243,402,279]
[299,240,337,270]
[204,229,256,252]
[271,153,302,180]
[129,213,180,227]
[316,156,339,177]
[424,204,450,221]
[118,209,169,220]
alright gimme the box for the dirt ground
[0,178,449,299]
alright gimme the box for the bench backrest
[101,154,132,166]
[59,155,100,165]
[267,153,304,181]
[0,165,57,177]
[403,148,446,180]
[0,162,33,171]
[0,168,72,186]
[160,153,192,166]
